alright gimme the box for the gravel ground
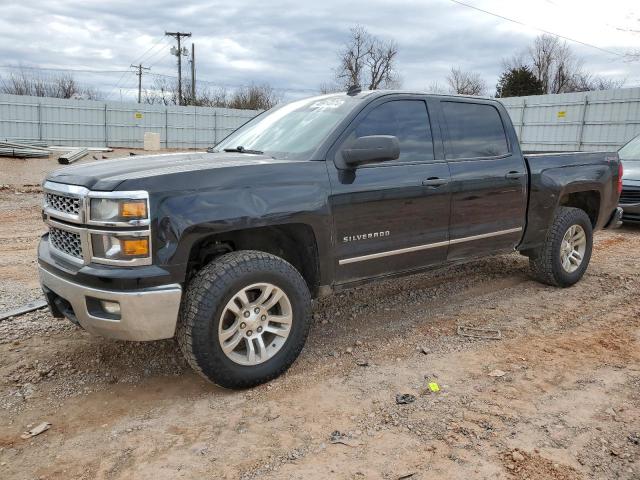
[0,171,639,480]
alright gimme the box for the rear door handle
[505,171,525,179]
[422,177,449,187]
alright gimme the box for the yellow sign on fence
[557,111,566,118]
[135,112,143,119]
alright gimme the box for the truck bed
[519,151,621,251]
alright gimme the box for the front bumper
[39,266,182,341]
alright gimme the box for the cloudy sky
[0,0,638,102]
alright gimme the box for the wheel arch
[186,223,321,297]
[559,190,601,227]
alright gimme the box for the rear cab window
[441,101,509,160]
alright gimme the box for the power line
[1,62,319,96]
[140,39,173,66]
[146,50,172,70]
[136,35,170,63]
[106,35,172,100]
[541,0,640,40]
[447,0,625,57]
[0,65,130,74]
[147,71,318,93]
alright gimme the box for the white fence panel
[500,87,640,152]
[0,93,259,149]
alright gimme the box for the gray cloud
[0,0,637,101]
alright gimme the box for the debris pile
[0,141,50,158]
[1,139,112,164]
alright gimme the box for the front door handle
[505,171,525,179]
[422,177,449,187]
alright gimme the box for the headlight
[91,233,150,263]
[89,198,148,224]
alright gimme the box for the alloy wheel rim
[560,224,586,273]
[218,283,292,365]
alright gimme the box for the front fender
[148,162,333,284]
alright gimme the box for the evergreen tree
[496,67,544,98]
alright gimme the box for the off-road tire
[529,207,593,287]
[177,250,312,389]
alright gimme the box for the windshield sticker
[309,98,345,110]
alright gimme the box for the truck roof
[335,89,497,103]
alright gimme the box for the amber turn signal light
[121,238,149,256]
[119,200,147,218]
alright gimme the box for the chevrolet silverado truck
[38,90,623,388]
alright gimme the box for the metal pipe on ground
[58,148,89,165]
[0,147,50,158]
[0,141,50,152]
[1,139,49,148]
[48,146,113,152]
[0,299,48,321]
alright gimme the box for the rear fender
[519,163,613,251]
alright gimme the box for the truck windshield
[619,134,640,161]
[213,94,360,160]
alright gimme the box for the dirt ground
[0,155,639,479]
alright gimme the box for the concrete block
[144,132,161,151]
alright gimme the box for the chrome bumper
[39,266,182,341]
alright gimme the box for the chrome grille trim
[45,192,81,216]
[45,219,91,266]
[43,182,89,224]
[49,226,83,260]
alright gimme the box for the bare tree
[193,86,230,108]
[144,78,279,110]
[227,84,280,110]
[569,73,625,92]
[523,34,626,93]
[446,68,487,96]
[143,77,177,105]
[424,81,448,94]
[0,69,101,99]
[318,82,341,94]
[528,34,584,94]
[335,25,400,90]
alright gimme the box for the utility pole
[130,63,150,103]
[191,43,196,104]
[165,31,191,105]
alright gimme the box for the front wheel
[177,251,312,389]
[529,207,593,287]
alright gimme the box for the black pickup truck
[38,90,623,388]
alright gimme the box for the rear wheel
[177,251,311,389]
[529,207,593,287]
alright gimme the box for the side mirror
[342,135,400,168]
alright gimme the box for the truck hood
[45,151,293,191]
[622,160,640,181]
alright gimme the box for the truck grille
[49,226,83,260]
[45,192,81,216]
[620,188,640,204]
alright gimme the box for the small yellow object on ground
[428,382,440,392]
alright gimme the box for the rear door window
[442,101,509,159]
[340,100,435,163]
